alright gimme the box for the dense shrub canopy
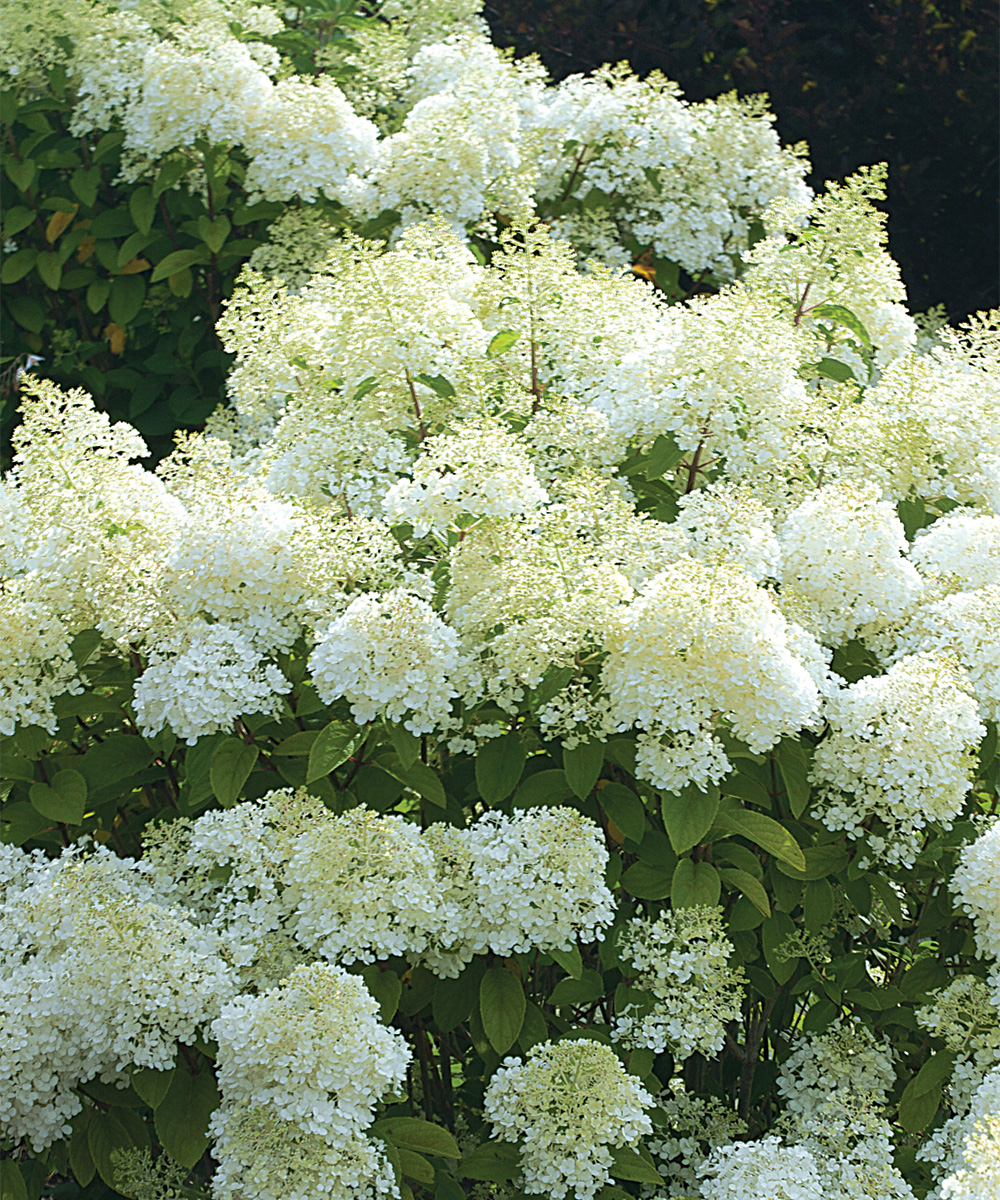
[1,3,999,1200]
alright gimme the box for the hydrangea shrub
[2,3,1000,1200]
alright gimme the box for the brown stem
[404,370,428,440]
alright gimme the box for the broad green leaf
[399,760,446,808]
[273,730,319,756]
[549,943,583,980]
[512,768,573,808]
[723,772,772,810]
[480,967,525,1055]
[714,806,806,872]
[131,1064,174,1110]
[898,1076,942,1134]
[610,1145,663,1186]
[414,372,455,398]
[519,999,548,1051]
[643,433,685,479]
[86,278,110,313]
[154,1054,220,1168]
[773,841,850,881]
[197,213,230,254]
[671,858,721,908]
[487,329,520,356]
[398,1149,434,1185]
[0,755,34,782]
[4,158,37,193]
[360,964,402,1023]
[29,769,87,824]
[775,739,812,818]
[460,1141,520,1182]
[210,738,259,808]
[79,736,154,789]
[306,720,362,783]
[128,186,156,234]
[88,1107,149,1189]
[910,1050,957,1097]
[432,966,480,1031]
[371,1117,461,1159]
[150,247,207,283]
[661,783,720,854]
[719,867,771,917]
[69,1107,96,1188]
[549,969,603,1007]
[761,911,797,984]
[598,782,646,843]
[70,165,99,206]
[475,731,525,804]
[813,356,856,383]
[620,861,673,900]
[803,878,835,932]
[812,303,873,350]
[1,248,37,284]
[388,722,421,769]
[109,274,145,325]
[563,739,604,798]
[35,250,62,289]
[0,1161,28,1200]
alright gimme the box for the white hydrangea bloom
[777,1018,896,1121]
[796,1105,917,1200]
[812,653,984,864]
[952,822,1000,964]
[383,421,548,535]
[675,484,781,581]
[308,588,473,734]
[0,850,233,1152]
[778,483,923,645]
[602,557,821,790]
[213,963,409,1139]
[699,1136,824,1200]
[939,1070,1000,1200]
[910,512,1000,591]
[210,1101,400,1200]
[484,1039,653,1200]
[647,1084,746,1197]
[0,577,83,735]
[133,620,290,745]
[285,805,442,965]
[461,808,615,957]
[241,75,378,205]
[891,586,1000,722]
[612,907,745,1060]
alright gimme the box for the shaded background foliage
[485,0,999,321]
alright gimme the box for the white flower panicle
[812,653,984,864]
[213,963,409,1139]
[602,557,821,791]
[909,512,1000,592]
[308,588,473,734]
[952,822,1000,966]
[612,907,745,1060]
[776,1018,896,1122]
[484,1039,654,1200]
[699,1137,824,1200]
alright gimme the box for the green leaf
[562,739,604,798]
[549,943,583,980]
[210,738,259,808]
[773,841,850,881]
[4,158,37,193]
[519,998,549,1050]
[911,1050,957,1097]
[154,1054,220,1168]
[0,1161,28,1200]
[90,206,134,238]
[643,433,685,479]
[609,1145,662,1186]
[69,1107,96,1188]
[167,266,193,298]
[671,858,721,908]
[86,278,110,313]
[5,296,45,332]
[29,769,87,824]
[79,735,154,789]
[620,861,673,900]
[306,720,362,783]
[360,964,402,1023]
[719,867,771,917]
[761,911,797,984]
[460,1142,520,1182]
[1,248,37,284]
[70,166,99,207]
[131,1064,174,1110]
[803,878,834,932]
[372,1117,461,1159]
[812,303,873,350]
[88,1107,149,1189]
[388,722,421,769]
[2,206,34,237]
[813,356,857,383]
[197,214,230,254]
[487,329,520,356]
[432,968,479,1031]
[898,1076,942,1135]
[35,250,62,289]
[480,967,526,1055]
[398,1149,434,1185]
[475,731,525,804]
[399,760,447,808]
[150,248,207,283]
[512,768,573,809]
[661,783,720,854]
[109,274,146,325]
[0,754,34,782]
[128,186,156,235]
[414,373,456,399]
[775,740,811,818]
[714,806,806,872]
[549,969,604,1007]
[153,157,192,199]
[598,782,646,843]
